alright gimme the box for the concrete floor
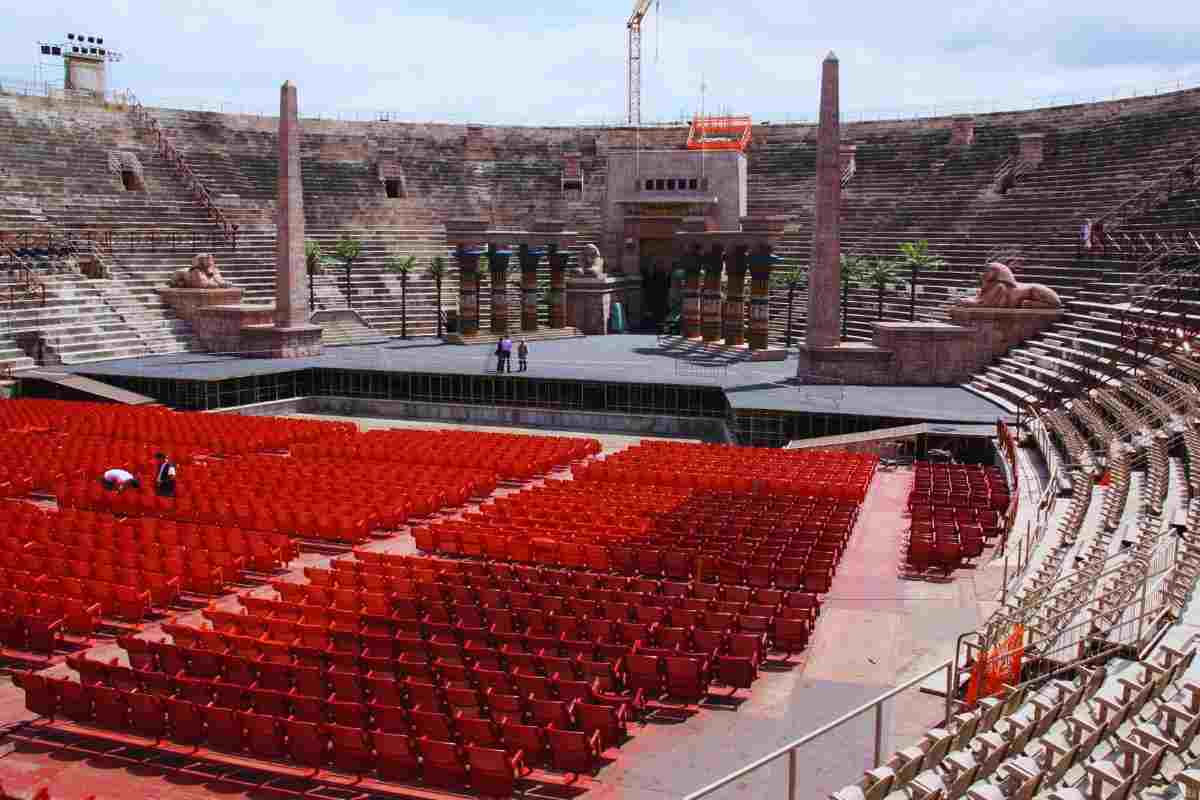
[0,416,1012,800]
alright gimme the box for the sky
[2,1,1200,126]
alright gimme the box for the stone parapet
[871,322,976,384]
[195,305,274,354]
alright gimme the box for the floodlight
[97,37,103,44]
[40,45,50,54]
[87,36,94,43]
[67,33,74,39]
[51,46,60,55]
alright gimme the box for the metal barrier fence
[682,659,954,800]
[675,358,729,381]
[3,229,235,254]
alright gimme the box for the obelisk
[276,80,308,329]
[806,52,841,348]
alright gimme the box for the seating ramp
[15,370,157,405]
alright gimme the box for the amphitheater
[1,32,1200,800]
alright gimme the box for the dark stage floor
[68,335,1013,422]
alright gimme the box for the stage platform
[45,335,1012,444]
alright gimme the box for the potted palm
[428,256,447,337]
[839,253,869,340]
[862,257,899,320]
[896,239,946,321]
[385,254,417,339]
[770,260,806,347]
[332,234,362,309]
[305,240,328,309]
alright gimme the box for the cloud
[2,0,1199,125]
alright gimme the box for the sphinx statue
[169,253,233,289]
[570,243,605,278]
[957,262,1061,309]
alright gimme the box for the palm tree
[862,257,900,320]
[896,239,947,321]
[770,260,806,347]
[332,234,362,309]
[304,240,329,310]
[428,256,447,337]
[385,254,417,338]
[840,253,870,340]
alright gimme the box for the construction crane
[626,0,655,127]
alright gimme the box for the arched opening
[121,169,144,192]
[384,178,403,199]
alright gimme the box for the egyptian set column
[454,244,484,337]
[487,242,514,334]
[547,244,568,329]
[682,245,703,339]
[748,244,781,350]
[518,243,544,332]
[701,244,726,343]
[723,246,749,346]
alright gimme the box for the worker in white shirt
[101,468,140,492]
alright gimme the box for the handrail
[682,658,954,800]
[1096,150,1200,233]
[125,90,239,248]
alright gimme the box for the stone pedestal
[566,273,642,335]
[158,287,244,316]
[700,245,725,343]
[946,307,1064,365]
[241,323,324,359]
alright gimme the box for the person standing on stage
[517,340,529,372]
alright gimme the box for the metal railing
[3,229,236,255]
[5,72,1199,128]
[682,659,954,800]
[125,90,239,248]
[675,358,730,381]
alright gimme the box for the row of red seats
[310,558,828,611]
[1,576,150,628]
[1,546,225,600]
[203,592,814,662]
[294,428,600,480]
[0,594,70,651]
[0,431,199,492]
[63,404,347,453]
[18,672,559,793]
[571,442,877,501]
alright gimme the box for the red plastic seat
[466,744,524,797]
[420,738,470,789]
[373,730,420,781]
[546,725,601,775]
[329,723,373,774]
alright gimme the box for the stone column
[681,245,703,339]
[518,243,544,332]
[487,243,513,334]
[454,245,483,337]
[748,245,780,350]
[275,81,308,329]
[723,245,749,346]
[701,244,726,342]
[547,244,568,328]
[806,52,841,349]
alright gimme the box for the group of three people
[494,336,530,373]
[102,452,177,497]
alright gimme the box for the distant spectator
[500,335,514,373]
[154,452,178,498]
[1091,220,1106,254]
[517,340,529,372]
[1079,218,1092,256]
[101,468,139,492]
[494,339,505,373]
